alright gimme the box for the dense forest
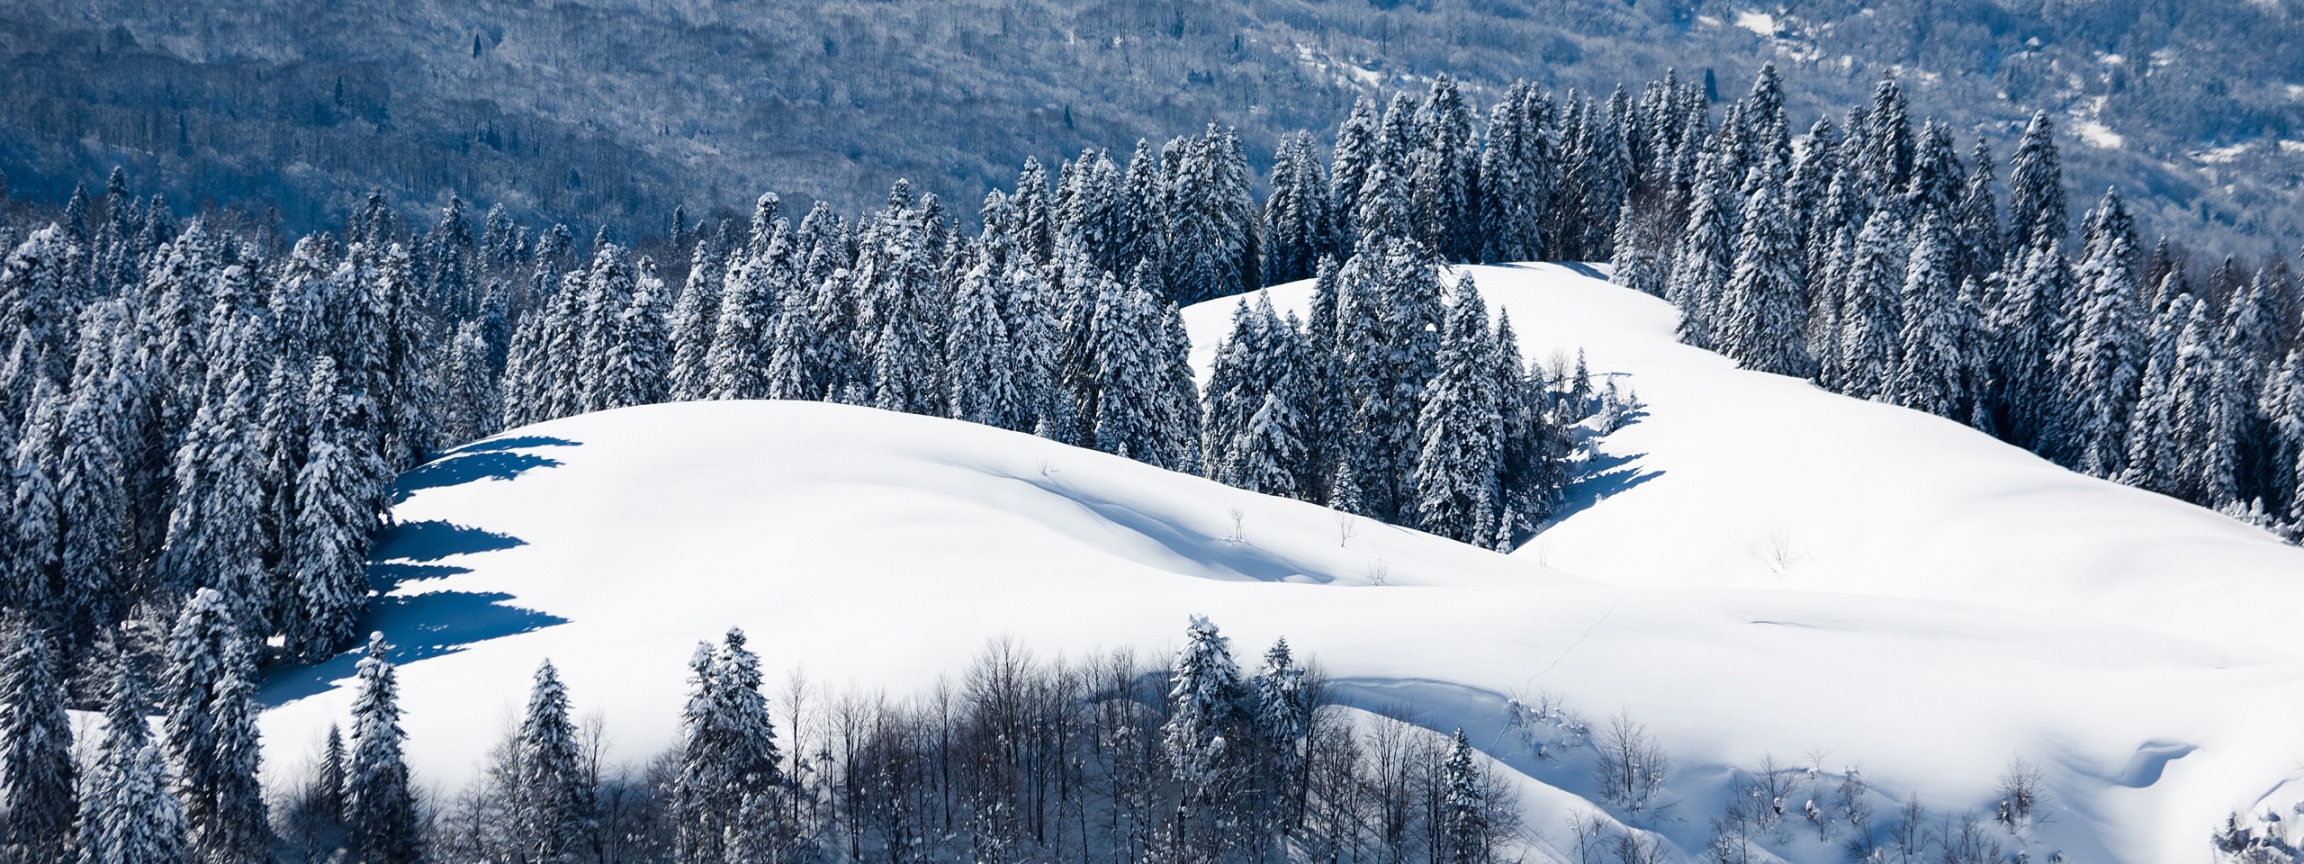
[3,0,2302,255]
[0,56,2297,863]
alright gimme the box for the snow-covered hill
[260,264,2304,863]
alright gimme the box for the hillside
[258,263,2304,863]
[3,0,2301,255]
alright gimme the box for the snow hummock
[1734,10,1779,38]
[261,264,2304,864]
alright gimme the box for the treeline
[1617,66,2304,536]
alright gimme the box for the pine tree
[1720,165,1810,376]
[1329,97,1381,252]
[0,624,74,863]
[1411,75,1480,261]
[1955,139,2005,287]
[1892,212,1964,417]
[1413,275,1501,544]
[855,186,948,415]
[2168,302,2243,507]
[2122,287,2193,495]
[1838,208,1909,400]
[1492,312,1563,538]
[1989,240,2072,452]
[513,661,592,864]
[596,261,671,410]
[1666,152,1734,349]
[7,382,62,621]
[1202,299,1267,480]
[665,241,724,401]
[1163,616,1242,795]
[1858,76,1914,205]
[344,633,420,864]
[1253,638,1309,827]
[1092,264,1165,463]
[2063,189,2145,477]
[163,590,267,864]
[288,356,380,659]
[1438,729,1488,864]
[705,251,781,400]
[77,660,189,864]
[673,629,783,864]
[1263,133,1335,286]
[946,257,1030,431]
[2005,112,2068,255]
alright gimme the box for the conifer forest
[0,28,2300,864]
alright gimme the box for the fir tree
[1667,152,1735,349]
[1720,165,1810,376]
[1329,97,1381,252]
[2063,189,2145,477]
[513,661,592,864]
[673,629,783,864]
[1163,616,1242,795]
[0,624,74,863]
[596,261,671,410]
[1892,212,1964,418]
[7,382,62,621]
[77,660,189,864]
[1989,240,2073,453]
[2005,112,2068,255]
[344,633,420,864]
[162,590,267,864]
[2123,285,2193,496]
[1253,638,1309,827]
[665,241,724,401]
[946,258,1030,431]
[1413,274,1501,544]
[1438,729,1488,864]
[706,252,781,400]
[1838,208,1909,400]
[1091,264,1165,463]
[288,356,380,659]
[1263,133,1335,286]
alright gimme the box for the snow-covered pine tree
[2170,302,2245,508]
[856,185,949,416]
[1720,164,1810,376]
[2122,285,2194,495]
[1164,615,1243,797]
[1153,299,1206,475]
[2062,189,2145,478]
[2223,262,2288,503]
[1989,239,2073,453]
[1411,75,1480,262]
[344,633,420,864]
[1413,274,1501,544]
[287,356,380,659]
[1892,211,1965,418]
[2005,112,2068,256]
[1263,133,1335,286]
[1201,299,1266,481]
[1858,75,1914,207]
[573,245,639,412]
[0,623,74,862]
[77,659,189,864]
[1955,139,2005,289]
[1253,638,1309,827]
[706,251,779,400]
[665,241,724,402]
[157,324,271,623]
[1492,312,1563,541]
[512,660,592,864]
[1013,157,1057,267]
[673,629,783,864]
[0,226,81,389]
[947,257,1029,431]
[1666,151,1734,350]
[1439,729,1489,864]
[162,589,266,863]
[9,381,65,623]
[1786,117,1840,276]
[1091,263,1164,464]
[1329,97,1381,253]
[1838,207,1910,400]
[595,259,671,410]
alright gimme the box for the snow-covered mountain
[259,263,2304,863]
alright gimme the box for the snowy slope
[259,264,2304,864]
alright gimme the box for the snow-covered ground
[259,263,2304,863]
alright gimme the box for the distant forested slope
[2,0,2299,255]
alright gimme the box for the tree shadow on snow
[393,435,580,504]
[1543,447,1664,531]
[261,437,577,707]
[258,590,569,707]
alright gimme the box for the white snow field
[258,263,2304,863]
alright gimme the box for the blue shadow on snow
[260,435,579,708]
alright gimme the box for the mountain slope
[260,264,2304,863]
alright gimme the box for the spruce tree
[1413,275,1501,544]
[596,262,671,410]
[288,356,380,659]
[2063,189,2145,477]
[513,660,592,864]
[706,252,780,400]
[665,241,724,402]
[0,624,74,863]
[1253,638,1309,826]
[1838,208,1909,400]
[1720,165,1810,376]
[1666,152,1734,349]
[1263,133,1335,286]
[947,258,1030,431]
[2123,282,2193,496]
[2006,112,2069,255]
[77,660,189,864]
[1892,212,1964,418]
[163,590,267,864]
[1439,729,1488,864]
[1163,616,1242,794]
[7,382,62,621]
[674,629,783,864]
[344,633,420,864]
[1990,240,2073,452]
[1091,264,1164,464]
[1329,97,1381,252]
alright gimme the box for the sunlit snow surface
[260,263,2304,863]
